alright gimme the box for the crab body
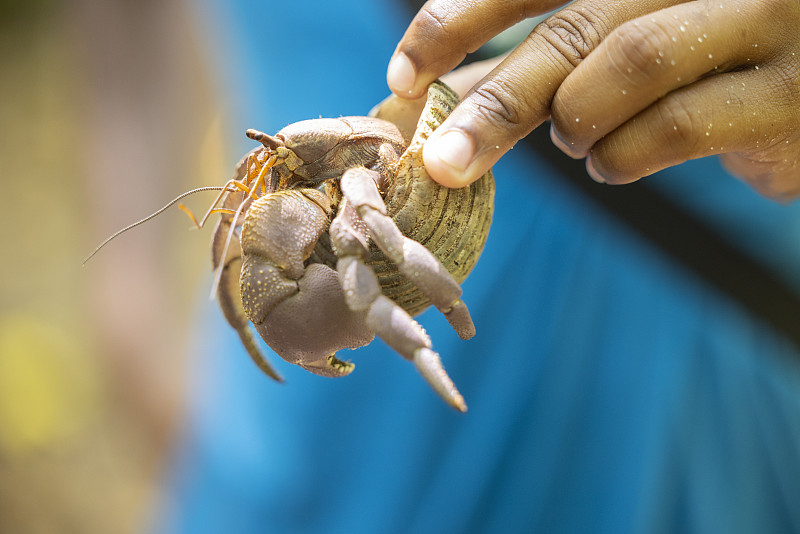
[211,81,494,411]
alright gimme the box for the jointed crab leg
[339,166,476,340]
[330,169,468,412]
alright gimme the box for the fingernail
[585,154,606,184]
[427,129,474,175]
[387,52,415,95]
[550,123,582,158]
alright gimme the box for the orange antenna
[207,151,279,297]
[82,185,234,265]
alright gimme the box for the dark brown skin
[388,0,800,200]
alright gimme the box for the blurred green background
[0,1,231,531]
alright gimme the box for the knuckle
[418,4,451,36]
[415,3,466,47]
[405,3,471,71]
[535,7,604,67]
[605,20,672,80]
[468,80,523,132]
[655,95,706,154]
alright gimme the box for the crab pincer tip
[414,348,468,413]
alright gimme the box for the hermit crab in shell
[87,81,494,411]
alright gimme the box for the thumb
[423,73,534,188]
[421,34,561,187]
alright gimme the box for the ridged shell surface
[369,81,495,316]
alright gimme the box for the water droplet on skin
[703,33,708,38]
[677,77,682,82]
[592,125,596,129]
[690,45,695,51]
[656,58,662,64]
[729,122,732,126]
[672,36,678,42]
[698,37,703,43]
[753,43,758,47]
[673,126,678,130]
[621,89,627,95]
[627,67,633,73]
[755,65,759,70]
[670,60,676,66]
[658,50,664,57]
[705,132,710,136]
[576,118,580,122]
[680,25,686,31]
[708,54,713,59]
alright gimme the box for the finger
[440,55,507,98]
[585,65,800,195]
[370,56,506,142]
[550,0,785,158]
[422,0,686,188]
[387,0,568,98]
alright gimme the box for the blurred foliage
[0,0,227,531]
[0,316,101,456]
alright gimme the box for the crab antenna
[82,185,234,265]
[246,129,283,150]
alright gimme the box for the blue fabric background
[156,2,800,533]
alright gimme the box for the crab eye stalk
[246,129,284,151]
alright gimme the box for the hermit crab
[88,81,494,411]
[212,80,494,411]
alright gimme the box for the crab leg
[211,207,283,382]
[339,166,476,340]
[330,195,467,412]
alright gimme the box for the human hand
[387,0,800,200]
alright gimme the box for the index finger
[388,0,569,98]
[416,0,688,187]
